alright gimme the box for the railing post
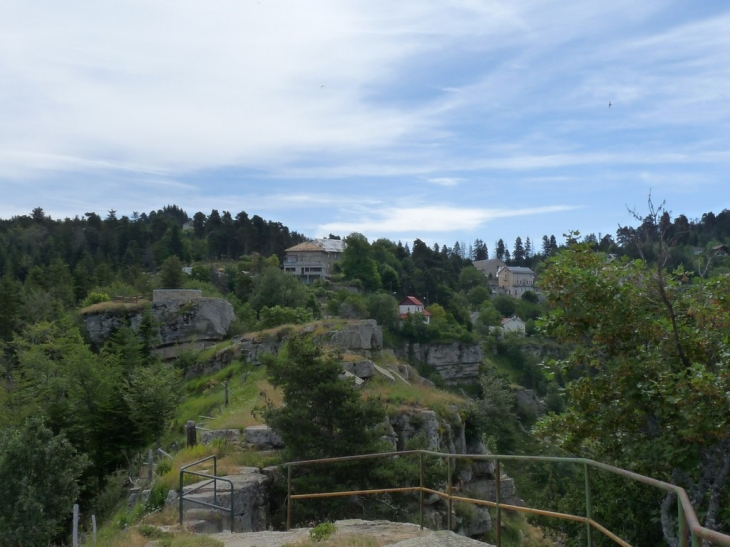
[224,381,229,407]
[179,468,184,528]
[213,456,217,504]
[496,460,502,547]
[230,480,235,532]
[585,462,592,546]
[678,499,688,547]
[447,456,452,530]
[287,465,292,531]
[419,452,424,531]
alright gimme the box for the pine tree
[513,237,525,265]
[496,239,506,260]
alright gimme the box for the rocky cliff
[398,342,482,384]
[83,297,234,357]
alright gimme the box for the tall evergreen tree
[513,237,525,265]
[496,239,506,261]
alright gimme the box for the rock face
[322,320,383,356]
[400,343,482,384]
[243,425,285,450]
[201,429,241,445]
[83,297,234,357]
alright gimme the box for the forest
[1,203,730,546]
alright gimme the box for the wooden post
[92,515,97,544]
[72,504,79,547]
[224,381,229,406]
[186,421,197,447]
[148,449,154,483]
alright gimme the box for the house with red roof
[398,296,431,324]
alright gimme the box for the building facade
[496,265,536,298]
[283,238,346,284]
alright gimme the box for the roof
[501,316,524,325]
[503,266,535,275]
[472,259,506,277]
[286,238,346,253]
[399,296,425,307]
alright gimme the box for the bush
[310,522,337,542]
[259,305,313,329]
[145,482,169,512]
[81,291,111,307]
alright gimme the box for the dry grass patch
[207,378,282,430]
[365,376,465,413]
[79,300,149,315]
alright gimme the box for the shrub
[310,522,337,542]
[81,291,111,307]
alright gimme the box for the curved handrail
[284,450,730,547]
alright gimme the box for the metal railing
[284,450,730,547]
[179,456,235,532]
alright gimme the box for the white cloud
[428,177,463,186]
[318,204,580,236]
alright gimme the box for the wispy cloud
[318,204,580,236]
[428,177,463,186]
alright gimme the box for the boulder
[244,425,285,450]
[342,360,377,378]
[181,467,270,532]
[200,429,241,445]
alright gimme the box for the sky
[1,1,729,251]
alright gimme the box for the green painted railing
[284,450,730,547]
[179,456,235,532]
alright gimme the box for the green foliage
[249,267,310,313]
[0,417,88,547]
[366,292,399,329]
[81,291,112,307]
[123,363,183,445]
[492,295,516,317]
[144,482,170,512]
[264,335,386,461]
[160,256,184,288]
[467,366,518,453]
[341,233,381,291]
[259,305,314,329]
[309,522,337,541]
[537,241,730,540]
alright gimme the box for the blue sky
[1,1,729,251]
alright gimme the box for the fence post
[584,463,592,546]
[92,515,97,545]
[148,449,154,483]
[678,498,688,547]
[72,504,79,547]
[419,452,424,531]
[447,456,452,530]
[224,381,229,407]
[179,467,183,528]
[186,421,197,447]
[287,465,292,531]
[496,460,502,547]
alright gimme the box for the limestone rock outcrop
[83,297,234,357]
[399,343,482,384]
